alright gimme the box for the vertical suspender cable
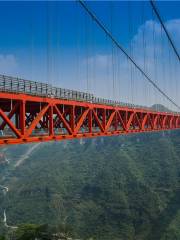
[110,2,115,100]
[78,0,180,111]
[128,0,133,105]
[46,1,50,85]
[150,0,180,63]
[152,8,157,107]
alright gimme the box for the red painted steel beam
[0,92,180,145]
[0,102,19,130]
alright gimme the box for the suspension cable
[78,0,180,111]
[150,0,180,63]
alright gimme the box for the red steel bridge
[0,75,180,145]
[0,1,180,145]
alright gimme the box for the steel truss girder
[0,92,180,145]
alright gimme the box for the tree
[14,224,52,240]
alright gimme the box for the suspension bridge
[0,0,179,145]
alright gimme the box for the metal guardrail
[0,74,177,113]
[0,74,94,102]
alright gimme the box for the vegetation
[0,224,75,240]
[0,130,180,239]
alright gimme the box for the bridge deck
[0,74,156,111]
[0,75,180,145]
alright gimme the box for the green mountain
[0,131,180,239]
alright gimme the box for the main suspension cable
[78,0,180,111]
[150,0,180,63]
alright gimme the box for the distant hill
[151,104,171,112]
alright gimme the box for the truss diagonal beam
[74,108,89,134]
[0,102,19,130]
[0,92,180,145]
[54,105,73,134]
[25,104,50,137]
[0,108,21,138]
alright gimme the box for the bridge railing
[0,74,177,114]
[0,74,93,101]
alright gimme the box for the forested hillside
[0,131,180,239]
